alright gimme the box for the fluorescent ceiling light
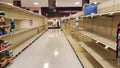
[93,2,97,4]
[54,51,58,56]
[33,2,39,5]
[44,63,49,68]
[56,2,58,5]
[75,2,80,5]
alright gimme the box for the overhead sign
[48,0,56,9]
[82,0,89,7]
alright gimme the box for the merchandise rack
[0,2,47,68]
[62,9,120,67]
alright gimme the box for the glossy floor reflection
[7,29,83,68]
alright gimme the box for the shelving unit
[0,11,11,67]
[0,2,47,68]
[0,57,8,67]
[62,5,120,67]
[62,27,103,68]
[79,9,120,66]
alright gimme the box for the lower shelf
[79,42,119,68]
[0,57,14,67]
[0,59,8,67]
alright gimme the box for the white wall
[98,0,114,13]
[98,0,120,13]
[90,0,109,3]
[98,0,114,9]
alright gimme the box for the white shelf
[79,42,116,68]
[0,25,9,28]
[79,31,116,50]
[78,27,84,30]
[82,11,120,18]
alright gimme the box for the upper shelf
[0,2,45,18]
[62,10,120,20]
[0,25,9,28]
[82,11,120,18]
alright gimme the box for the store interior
[0,0,120,68]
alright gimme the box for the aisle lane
[7,29,83,68]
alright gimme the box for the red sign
[59,10,80,13]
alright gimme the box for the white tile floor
[7,29,83,68]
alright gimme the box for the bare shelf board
[79,31,116,50]
[79,42,117,68]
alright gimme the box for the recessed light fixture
[54,51,58,56]
[33,2,39,5]
[93,2,98,4]
[75,2,80,5]
[56,2,58,5]
[44,63,49,68]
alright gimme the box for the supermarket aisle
[7,29,83,68]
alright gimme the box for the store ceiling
[21,0,109,7]
[21,0,82,7]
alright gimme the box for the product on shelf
[0,11,5,16]
[3,41,11,48]
[0,50,13,67]
[0,11,6,26]
[0,27,7,36]
[0,17,5,25]
[4,50,13,58]
[10,19,15,29]
[0,40,4,51]
[0,40,11,51]
[10,19,15,34]
[116,22,120,58]
[0,11,8,36]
